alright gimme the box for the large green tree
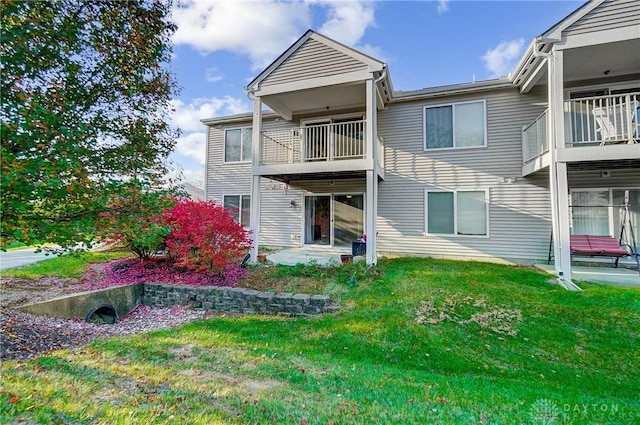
[1,0,179,250]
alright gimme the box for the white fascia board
[522,152,551,177]
[520,59,548,94]
[253,158,375,176]
[557,144,640,163]
[246,30,314,92]
[543,0,605,40]
[510,40,536,83]
[254,70,372,97]
[555,26,640,50]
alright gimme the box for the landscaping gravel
[0,305,207,361]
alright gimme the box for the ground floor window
[425,189,488,236]
[571,188,639,247]
[223,195,250,227]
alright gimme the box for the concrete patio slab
[535,264,640,288]
[267,247,352,266]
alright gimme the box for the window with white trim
[224,127,252,162]
[425,190,488,236]
[223,195,251,227]
[424,100,486,149]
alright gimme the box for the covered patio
[266,247,356,267]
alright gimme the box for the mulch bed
[0,305,208,361]
[0,257,241,362]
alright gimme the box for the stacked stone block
[142,283,338,316]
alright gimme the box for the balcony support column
[366,169,377,265]
[365,78,378,265]
[250,96,262,263]
[547,49,573,283]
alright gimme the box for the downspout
[374,64,387,84]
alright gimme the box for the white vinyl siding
[224,128,252,163]
[426,190,488,236]
[261,38,368,87]
[424,100,486,150]
[224,195,251,227]
[563,0,640,36]
[377,86,551,262]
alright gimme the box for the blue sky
[167,0,584,183]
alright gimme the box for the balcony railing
[260,120,366,165]
[566,92,639,147]
[522,92,639,164]
[522,110,548,164]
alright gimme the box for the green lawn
[1,251,130,279]
[1,258,639,424]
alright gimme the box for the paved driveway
[0,248,59,271]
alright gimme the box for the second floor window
[424,100,486,150]
[225,127,252,162]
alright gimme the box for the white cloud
[437,0,449,13]
[357,43,386,62]
[314,0,376,47]
[172,0,311,70]
[172,0,381,70]
[170,96,250,133]
[205,66,223,83]
[482,38,525,78]
[175,132,208,165]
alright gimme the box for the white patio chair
[592,99,639,145]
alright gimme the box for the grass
[1,251,131,279]
[241,260,373,294]
[1,257,639,424]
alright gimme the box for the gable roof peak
[246,29,385,93]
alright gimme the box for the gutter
[390,79,513,103]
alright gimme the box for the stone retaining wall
[143,283,339,316]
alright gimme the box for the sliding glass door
[304,196,330,245]
[571,188,640,249]
[304,194,364,247]
[334,195,364,247]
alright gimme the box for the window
[425,190,488,236]
[224,128,252,162]
[424,100,486,149]
[223,195,251,227]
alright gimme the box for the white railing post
[625,94,633,143]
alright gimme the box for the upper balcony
[256,119,384,180]
[522,92,640,175]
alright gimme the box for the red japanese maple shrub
[163,200,252,273]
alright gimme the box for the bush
[98,184,175,260]
[163,199,252,273]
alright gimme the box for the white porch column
[547,49,572,281]
[366,169,378,265]
[365,78,378,265]
[249,96,262,263]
